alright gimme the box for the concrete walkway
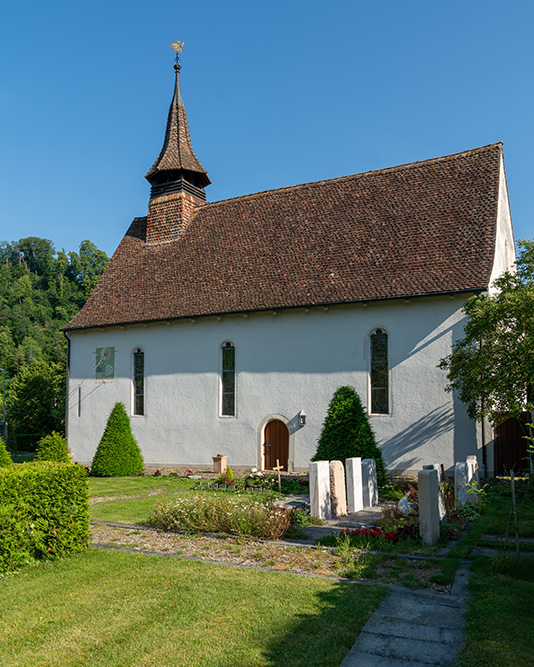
[340,562,471,666]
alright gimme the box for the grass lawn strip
[0,548,387,667]
[458,555,534,667]
[90,524,457,590]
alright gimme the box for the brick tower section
[146,191,202,243]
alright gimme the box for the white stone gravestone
[361,459,379,507]
[418,468,441,546]
[345,457,363,514]
[329,460,347,517]
[455,461,468,506]
[422,463,447,524]
[309,461,331,520]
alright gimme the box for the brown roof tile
[66,143,503,330]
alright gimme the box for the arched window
[221,342,235,416]
[133,348,144,416]
[370,329,388,414]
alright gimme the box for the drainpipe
[63,331,71,444]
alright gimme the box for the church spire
[145,42,210,201]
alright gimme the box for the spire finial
[170,40,184,70]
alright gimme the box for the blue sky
[1,0,532,258]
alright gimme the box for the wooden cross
[272,460,284,493]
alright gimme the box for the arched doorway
[263,419,289,471]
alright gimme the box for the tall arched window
[133,348,144,416]
[221,342,235,416]
[370,329,388,414]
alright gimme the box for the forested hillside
[0,237,108,450]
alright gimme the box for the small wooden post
[273,460,283,493]
[510,471,520,557]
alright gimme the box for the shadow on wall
[453,390,478,466]
[380,404,454,473]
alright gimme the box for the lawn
[88,475,196,498]
[452,486,534,666]
[458,555,534,667]
[0,548,387,667]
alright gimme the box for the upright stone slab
[329,460,347,517]
[423,463,447,524]
[309,461,331,520]
[455,462,468,506]
[418,468,440,546]
[361,459,378,507]
[466,455,480,504]
[346,457,363,514]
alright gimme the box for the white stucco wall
[67,294,484,475]
[488,155,516,292]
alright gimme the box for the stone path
[340,561,470,666]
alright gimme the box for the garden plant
[91,402,144,477]
[35,431,70,463]
[312,386,386,485]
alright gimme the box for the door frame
[257,414,294,473]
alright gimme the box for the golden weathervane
[170,40,184,66]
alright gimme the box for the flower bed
[149,493,294,540]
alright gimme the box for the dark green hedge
[0,462,89,572]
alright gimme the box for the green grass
[90,492,188,524]
[458,555,534,667]
[0,548,387,667]
[88,475,195,497]
[448,496,534,558]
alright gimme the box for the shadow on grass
[258,580,387,667]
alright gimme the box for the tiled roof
[145,66,210,186]
[66,143,503,330]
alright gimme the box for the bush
[0,462,89,572]
[91,402,144,477]
[312,386,386,485]
[0,437,13,468]
[35,431,70,463]
[150,494,293,540]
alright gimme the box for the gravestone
[423,463,447,524]
[418,468,440,545]
[309,461,331,520]
[361,459,379,507]
[455,462,468,506]
[466,455,480,504]
[346,457,364,514]
[329,460,347,517]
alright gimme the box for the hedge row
[0,462,89,572]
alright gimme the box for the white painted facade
[67,293,491,475]
[67,148,516,477]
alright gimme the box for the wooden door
[495,414,530,475]
[264,420,289,471]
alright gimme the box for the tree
[439,239,534,436]
[7,360,65,450]
[91,403,144,477]
[312,386,386,485]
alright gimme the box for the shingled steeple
[145,43,210,243]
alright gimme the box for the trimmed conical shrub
[91,402,144,477]
[35,431,70,463]
[0,437,13,468]
[312,386,386,485]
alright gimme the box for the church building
[64,52,515,476]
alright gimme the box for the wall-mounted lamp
[298,410,307,428]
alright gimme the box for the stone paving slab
[340,584,468,666]
[339,656,436,667]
